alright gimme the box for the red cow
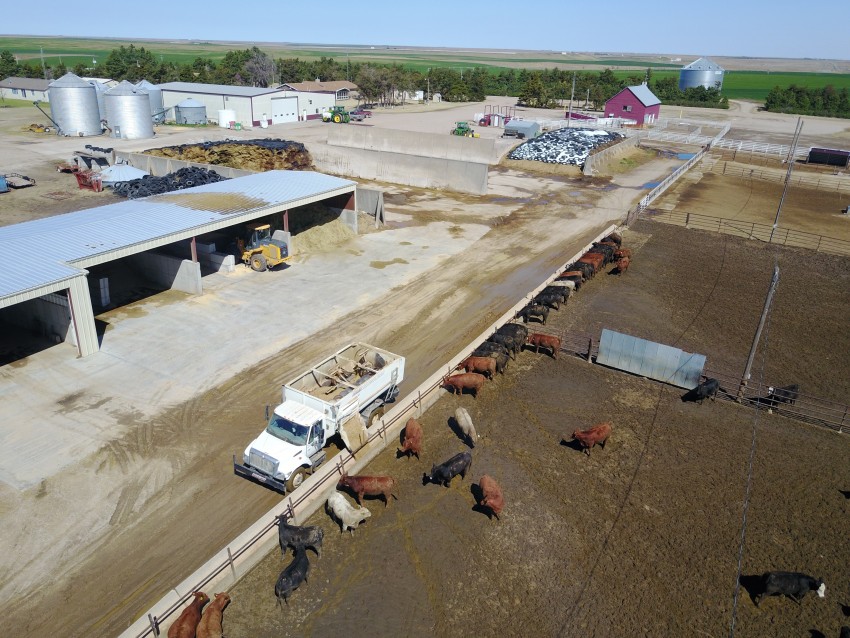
[398,417,423,460]
[478,474,505,520]
[613,248,632,260]
[197,592,230,638]
[442,373,486,398]
[458,356,497,379]
[559,270,585,281]
[168,591,209,638]
[578,253,605,275]
[615,256,630,275]
[527,333,561,359]
[571,422,612,456]
[338,474,398,506]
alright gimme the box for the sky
[3,0,849,61]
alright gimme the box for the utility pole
[736,265,780,402]
[770,117,803,242]
[567,71,576,127]
[40,46,46,79]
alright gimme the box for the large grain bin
[174,98,207,125]
[88,80,109,122]
[48,72,102,136]
[104,81,154,139]
[135,79,165,122]
[679,57,725,91]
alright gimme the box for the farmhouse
[0,76,50,102]
[605,84,661,125]
[157,81,337,126]
[280,80,359,101]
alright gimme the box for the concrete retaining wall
[583,136,640,176]
[114,151,256,179]
[310,143,489,195]
[3,293,71,345]
[119,221,618,638]
[127,253,202,295]
[328,127,497,165]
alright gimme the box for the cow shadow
[809,630,825,638]
[739,574,763,605]
[447,416,474,448]
[839,489,850,500]
[559,436,585,453]
[469,483,494,519]
[335,485,391,507]
[680,387,707,403]
[840,601,850,617]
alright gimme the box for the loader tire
[251,254,268,272]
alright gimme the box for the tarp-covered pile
[146,139,313,171]
[508,128,623,166]
[112,166,226,199]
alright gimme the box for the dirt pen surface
[224,221,850,638]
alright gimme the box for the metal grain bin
[48,72,102,136]
[679,57,725,91]
[174,98,207,125]
[104,81,154,139]
[88,80,109,122]
[135,79,166,123]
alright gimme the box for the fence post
[816,235,822,253]
[148,614,159,637]
[685,212,690,228]
[226,547,236,579]
[586,337,593,362]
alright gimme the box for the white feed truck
[234,343,404,493]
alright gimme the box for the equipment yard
[0,93,849,638]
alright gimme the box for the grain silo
[104,81,155,139]
[174,98,207,125]
[135,79,166,123]
[679,57,725,91]
[89,80,109,122]
[48,72,102,136]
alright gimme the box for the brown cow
[168,591,209,638]
[571,422,612,456]
[478,474,504,520]
[613,247,632,260]
[578,253,605,275]
[527,333,561,359]
[443,372,486,398]
[196,592,230,638]
[614,256,630,275]
[398,417,423,459]
[458,355,497,379]
[338,474,398,506]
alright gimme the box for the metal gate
[271,97,298,124]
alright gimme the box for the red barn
[605,84,661,125]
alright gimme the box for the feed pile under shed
[508,128,623,167]
[146,139,313,172]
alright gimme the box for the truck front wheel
[286,467,309,492]
[367,407,385,428]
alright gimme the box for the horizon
[3,0,849,61]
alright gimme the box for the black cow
[274,547,311,606]
[487,333,520,358]
[422,451,473,487]
[755,571,825,607]
[569,262,596,280]
[497,323,529,343]
[840,626,850,638]
[602,232,622,247]
[589,244,615,264]
[276,517,324,557]
[534,292,561,310]
[542,285,570,303]
[689,378,720,404]
[473,342,510,373]
[767,384,800,407]
[520,303,549,324]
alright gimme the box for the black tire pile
[508,128,623,167]
[112,167,227,199]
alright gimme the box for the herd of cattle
[166,230,841,633]
[441,232,630,398]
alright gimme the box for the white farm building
[157,82,337,127]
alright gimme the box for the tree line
[764,84,850,119]
[1,44,727,111]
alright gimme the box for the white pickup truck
[234,343,404,493]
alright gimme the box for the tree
[0,50,19,79]
[102,44,157,82]
[244,47,276,87]
[517,73,548,108]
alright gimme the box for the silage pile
[293,219,356,254]
[508,128,623,167]
[146,139,313,171]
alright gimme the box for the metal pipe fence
[640,209,850,257]
[710,161,850,192]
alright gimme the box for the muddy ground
[224,221,850,638]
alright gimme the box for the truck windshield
[266,415,312,446]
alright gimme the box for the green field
[3,36,849,102]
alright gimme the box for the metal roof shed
[0,170,356,358]
[596,329,706,389]
[504,120,540,139]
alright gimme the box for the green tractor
[451,121,475,137]
[322,106,351,124]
